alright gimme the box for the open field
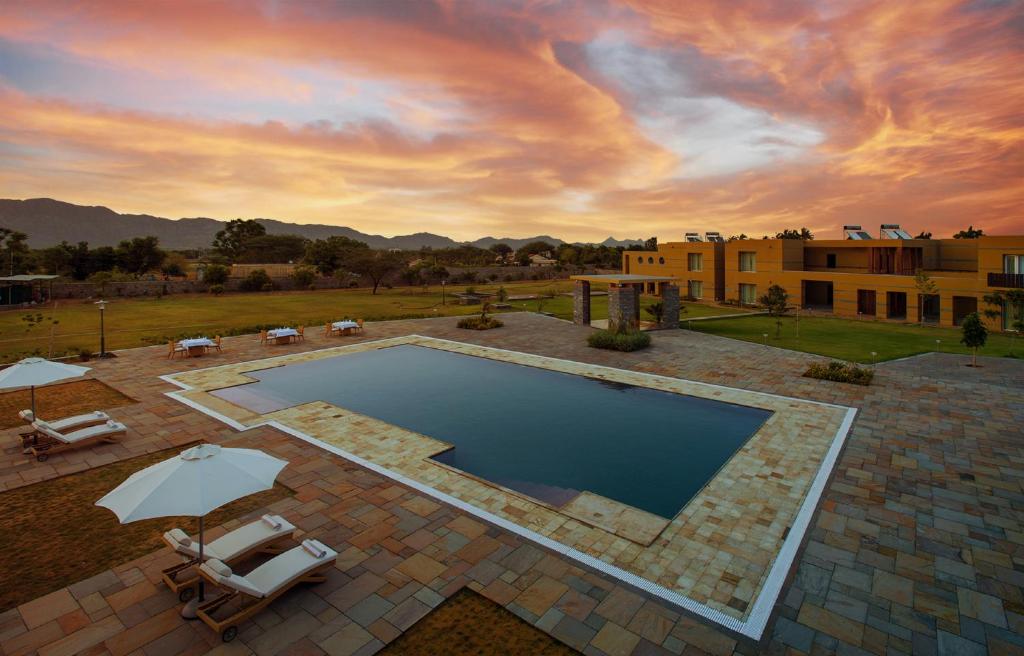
[689,313,1021,363]
[0,280,738,362]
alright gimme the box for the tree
[239,269,273,292]
[644,236,658,251]
[959,312,987,367]
[914,231,932,239]
[983,289,1024,355]
[953,226,984,239]
[203,263,230,285]
[515,240,558,264]
[645,301,665,324]
[0,228,31,275]
[160,253,188,277]
[348,250,406,294]
[303,236,369,275]
[235,234,308,264]
[489,243,513,258]
[775,228,814,240]
[116,236,165,274]
[914,268,938,322]
[727,233,749,241]
[212,219,266,260]
[291,266,317,289]
[759,284,789,337]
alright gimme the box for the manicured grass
[0,280,747,362]
[689,314,1022,363]
[378,588,578,655]
[0,379,135,429]
[0,446,291,612]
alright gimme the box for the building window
[658,257,665,265]
[688,253,703,272]
[647,256,654,264]
[637,255,643,263]
[688,280,703,299]
[1004,304,1023,331]
[739,251,756,272]
[827,253,837,269]
[1005,254,1024,274]
[739,283,757,305]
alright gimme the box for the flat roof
[0,275,59,282]
[571,274,676,284]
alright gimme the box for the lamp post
[441,279,447,306]
[95,300,107,357]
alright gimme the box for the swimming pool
[213,344,770,519]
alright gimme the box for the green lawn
[688,314,1021,363]
[0,280,574,362]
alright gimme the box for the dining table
[178,337,214,357]
[266,328,298,344]
[332,320,359,335]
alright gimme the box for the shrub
[209,284,225,296]
[76,347,93,362]
[261,282,274,292]
[291,267,317,288]
[203,264,230,285]
[239,269,272,292]
[587,329,651,352]
[457,315,504,330]
[804,361,874,385]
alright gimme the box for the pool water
[215,345,771,519]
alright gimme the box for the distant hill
[0,199,647,251]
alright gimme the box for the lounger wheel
[178,587,195,603]
[36,453,48,462]
[221,626,238,643]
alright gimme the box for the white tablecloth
[267,328,298,339]
[332,321,359,330]
[179,338,213,348]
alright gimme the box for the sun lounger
[197,539,337,642]
[28,420,127,461]
[160,514,296,601]
[18,409,111,446]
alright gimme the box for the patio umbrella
[0,357,91,418]
[96,443,288,616]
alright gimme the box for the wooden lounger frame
[160,532,293,601]
[196,560,334,642]
[28,426,126,461]
[18,416,110,448]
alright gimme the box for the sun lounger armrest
[19,410,34,423]
[31,421,63,441]
[200,560,265,598]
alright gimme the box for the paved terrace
[0,313,1021,656]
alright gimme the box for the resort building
[623,226,1024,331]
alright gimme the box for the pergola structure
[0,275,58,306]
[570,274,679,332]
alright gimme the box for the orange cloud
[0,0,1020,241]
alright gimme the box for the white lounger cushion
[32,420,125,444]
[201,539,337,599]
[21,410,110,430]
[163,515,296,561]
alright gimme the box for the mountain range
[0,198,646,251]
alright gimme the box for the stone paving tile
[0,314,1020,656]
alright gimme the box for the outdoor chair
[258,330,268,345]
[296,326,304,341]
[197,539,337,642]
[168,340,187,359]
[161,514,296,601]
[207,336,223,354]
[355,319,364,333]
[28,419,127,461]
[18,409,111,447]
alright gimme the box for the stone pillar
[660,284,680,329]
[573,280,591,326]
[608,284,639,333]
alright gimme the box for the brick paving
[0,313,1021,655]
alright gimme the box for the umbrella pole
[30,385,35,419]
[198,515,205,603]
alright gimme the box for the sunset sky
[0,0,1021,242]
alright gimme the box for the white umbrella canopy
[96,443,288,615]
[96,443,288,521]
[0,357,91,417]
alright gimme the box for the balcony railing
[988,272,1024,288]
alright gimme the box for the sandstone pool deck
[161,335,854,637]
[0,312,1021,656]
